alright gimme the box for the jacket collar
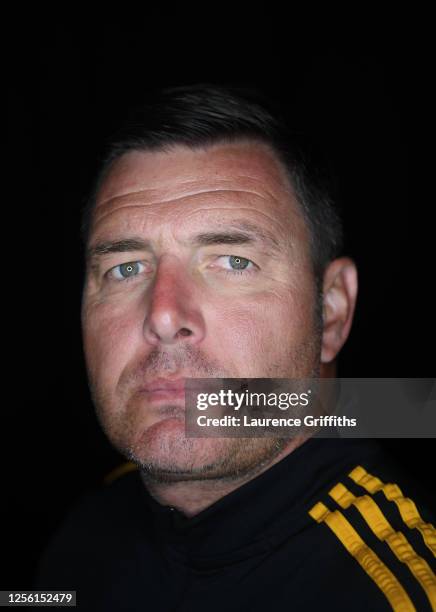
[136,437,380,569]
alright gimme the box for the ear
[321,257,358,363]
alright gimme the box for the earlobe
[320,257,358,364]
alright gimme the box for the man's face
[82,141,322,481]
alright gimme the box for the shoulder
[307,456,436,612]
[53,462,143,533]
[34,462,146,589]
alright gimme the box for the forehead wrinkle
[89,208,295,264]
[92,187,293,231]
[92,205,298,254]
[97,163,292,207]
[96,186,279,213]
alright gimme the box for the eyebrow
[87,238,152,261]
[87,221,283,262]
[193,221,281,251]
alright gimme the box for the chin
[130,419,231,477]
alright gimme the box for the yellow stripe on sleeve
[103,461,138,485]
[329,483,436,610]
[349,466,436,557]
[309,501,416,611]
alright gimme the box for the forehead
[90,141,305,243]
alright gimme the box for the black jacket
[34,438,436,611]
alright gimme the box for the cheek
[209,287,314,369]
[82,300,141,386]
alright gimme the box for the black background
[5,23,434,588]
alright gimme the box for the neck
[140,435,308,517]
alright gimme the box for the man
[35,84,435,610]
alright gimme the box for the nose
[143,258,206,346]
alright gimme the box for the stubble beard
[90,305,323,485]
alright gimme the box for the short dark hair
[81,83,343,284]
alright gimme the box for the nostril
[178,328,192,337]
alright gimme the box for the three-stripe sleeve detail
[309,501,416,611]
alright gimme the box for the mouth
[138,377,187,403]
[136,376,222,405]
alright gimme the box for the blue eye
[228,255,251,270]
[110,261,145,281]
[216,255,256,275]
